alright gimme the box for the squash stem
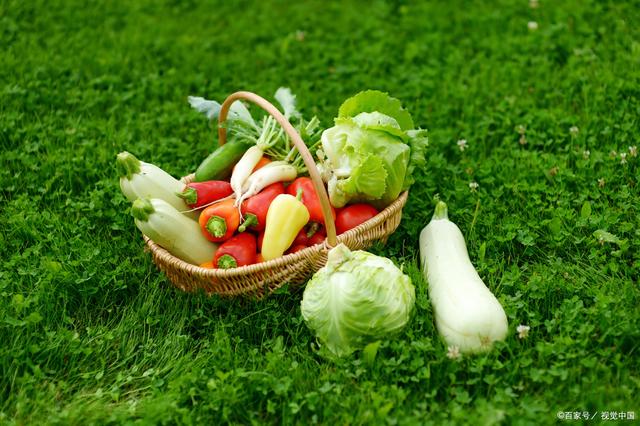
[131,198,155,221]
[432,201,449,220]
[117,151,141,179]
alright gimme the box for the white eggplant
[419,201,508,353]
[117,151,198,220]
[131,198,218,265]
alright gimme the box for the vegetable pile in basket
[117,88,428,270]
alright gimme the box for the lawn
[1,0,639,424]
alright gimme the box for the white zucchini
[419,201,508,353]
[131,198,218,265]
[117,151,198,220]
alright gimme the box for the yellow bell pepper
[262,190,310,261]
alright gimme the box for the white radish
[236,162,297,206]
[419,201,508,353]
[230,145,264,201]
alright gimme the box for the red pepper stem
[217,254,238,269]
[205,216,227,238]
[306,222,320,237]
[176,187,197,206]
[237,213,258,232]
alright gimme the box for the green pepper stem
[237,213,258,232]
[306,221,320,237]
[206,216,227,238]
[217,254,238,269]
[116,151,141,179]
[432,201,449,220]
[176,187,197,206]
[131,198,155,221]
[296,187,303,201]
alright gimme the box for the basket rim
[144,190,409,278]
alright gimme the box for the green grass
[1,0,639,424]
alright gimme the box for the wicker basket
[143,91,408,298]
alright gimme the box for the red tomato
[307,226,326,246]
[335,204,379,234]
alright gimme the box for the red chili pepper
[292,229,309,247]
[177,180,232,209]
[238,182,285,232]
[335,203,379,234]
[257,231,265,252]
[199,198,240,242]
[307,226,326,246]
[200,261,214,269]
[213,233,257,268]
[286,177,335,225]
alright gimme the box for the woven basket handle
[218,91,337,248]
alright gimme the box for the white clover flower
[528,21,539,31]
[629,146,637,157]
[469,181,479,192]
[529,0,539,8]
[457,139,468,151]
[598,178,605,188]
[582,150,590,159]
[620,152,627,164]
[446,345,461,359]
[519,135,527,145]
[570,126,579,136]
[516,124,526,135]
[517,324,531,339]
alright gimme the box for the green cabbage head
[300,244,415,357]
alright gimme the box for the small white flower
[517,324,531,339]
[519,135,527,145]
[598,178,605,188]
[582,150,590,159]
[528,21,539,31]
[569,126,579,136]
[469,181,479,192]
[446,345,461,359]
[620,152,627,164]
[609,150,618,159]
[457,139,468,151]
[629,146,638,157]
[529,0,539,8]
[515,124,526,135]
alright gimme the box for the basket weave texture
[143,91,408,298]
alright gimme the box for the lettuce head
[318,90,428,208]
